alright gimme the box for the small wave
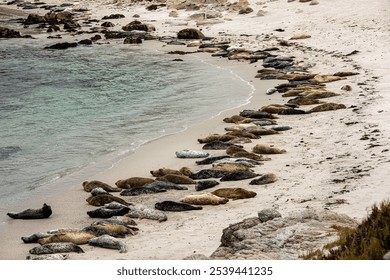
[0,146,22,160]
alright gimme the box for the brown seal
[212,188,257,200]
[150,167,192,177]
[38,231,97,245]
[86,195,131,207]
[252,144,286,154]
[82,180,121,192]
[308,103,347,113]
[180,193,229,205]
[115,177,155,189]
[156,174,196,184]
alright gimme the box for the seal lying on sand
[175,150,209,158]
[189,169,230,180]
[82,180,121,192]
[195,180,220,191]
[120,187,166,196]
[87,206,130,218]
[156,174,196,184]
[220,171,259,181]
[250,173,278,185]
[195,155,231,165]
[180,193,228,205]
[115,177,155,189]
[212,188,257,200]
[29,243,84,255]
[22,232,52,244]
[26,253,69,260]
[252,144,287,154]
[150,167,192,177]
[155,201,203,212]
[88,235,128,253]
[86,195,131,207]
[38,231,97,245]
[7,203,52,219]
[143,181,188,190]
[125,205,168,222]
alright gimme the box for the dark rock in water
[7,203,52,219]
[258,209,282,223]
[220,171,259,181]
[0,146,22,160]
[122,21,155,32]
[202,141,243,150]
[124,37,142,44]
[44,11,73,24]
[195,180,220,191]
[24,13,46,25]
[47,25,60,33]
[90,34,101,42]
[196,155,231,165]
[63,20,80,30]
[177,28,205,39]
[101,21,114,27]
[120,187,166,196]
[189,169,230,180]
[45,42,78,49]
[172,58,183,62]
[0,27,22,38]
[102,14,125,20]
[155,201,202,212]
[78,39,92,45]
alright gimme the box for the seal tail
[7,213,18,219]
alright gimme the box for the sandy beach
[0,0,389,260]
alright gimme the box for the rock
[63,20,80,30]
[44,12,73,24]
[122,21,156,32]
[238,7,253,14]
[341,85,352,91]
[290,34,311,40]
[211,209,358,259]
[45,42,78,50]
[146,4,166,11]
[0,27,22,38]
[102,14,125,20]
[78,39,92,45]
[257,10,267,17]
[310,0,319,5]
[169,10,178,17]
[101,22,114,27]
[124,37,142,44]
[25,14,46,25]
[177,28,205,39]
[183,254,209,260]
[258,209,282,223]
[383,251,390,260]
[299,0,312,2]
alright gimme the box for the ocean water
[0,38,253,208]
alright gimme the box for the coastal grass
[303,200,390,260]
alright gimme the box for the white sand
[0,0,389,260]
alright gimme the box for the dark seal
[155,201,202,212]
[7,203,52,219]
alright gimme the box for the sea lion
[82,180,121,192]
[120,187,166,196]
[175,150,209,158]
[155,201,203,212]
[115,177,155,189]
[180,193,228,205]
[86,195,131,207]
[126,205,168,222]
[87,206,130,218]
[143,181,188,191]
[195,180,220,191]
[197,134,237,144]
[195,155,231,165]
[308,103,347,113]
[250,173,278,185]
[26,253,68,260]
[22,232,52,244]
[150,167,192,177]
[88,235,128,253]
[156,174,196,184]
[29,243,84,255]
[220,171,259,181]
[189,169,230,180]
[252,144,287,154]
[212,188,257,200]
[202,141,243,150]
[212,163,252,172]
[7,203,52,220]
[38,231,97,245]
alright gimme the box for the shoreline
[0,0,389,260]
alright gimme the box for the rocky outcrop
[0,27,22,38]
[177,28,205,39]
[210,209,358,259]
[122,21,156,32]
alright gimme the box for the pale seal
[88,235,128,253]
[252,144,286,154]
[7,203,52,219]
[175,150,209,158]
[26,254,69,260]
[29,243,84,255]
[180,193,228,205]
[155,201,202,212]
[212,188,257,200]
[91,187,112,196]
[125,206,168,222]
[92,216,137,227]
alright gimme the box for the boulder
[45,42,78,50]
[0,27,22,38]
[24,14,46,25]
[124,37,142,44]
[122,21,156,32]
[177,28,205,39]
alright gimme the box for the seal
[87,206,130,218]
[197,134,237,144]
[150,167,192,177]
[239,110,277,119]
[195,155,231,165]
[212,157,262,166]
[88,235,128,253]
[195,180,220,191]
[82,180,121,192]
[125,205,168,222]
[252,120,277,126]
[189,169,230,180]
[86,194,131,207]
[212,163,252,172]
[180,193,228,205]
[226,130,259,139]
[120,187,166,196]
[252,144,286,154]
[250,173,278,185]
[223,115,254,124]
[26,253,69,260]
[287,96,324,105]
[175,150,209,158]
[92,223,138,236]
[270,126,292,131]
[231,151,270,161]
[82,225,126,238]
[155,201,203,212]
[220,171,259,181]
[300,90,340,99]
[278,108,307,115]
[143,181,188,191]
[7,203,52,220]
[226,145,247,155]
[156,174,196,184]
[90,187,112,196]
[211,188,257,200]
[92,216,137,227]
[38,231,97,245]
[260,104,291,114]
[308,103,346,113]
[29,242,84,255]
[21,232,52,244]
[115,177,155,189]
[202,141,243,150]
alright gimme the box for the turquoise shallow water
[0,38,253,207]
